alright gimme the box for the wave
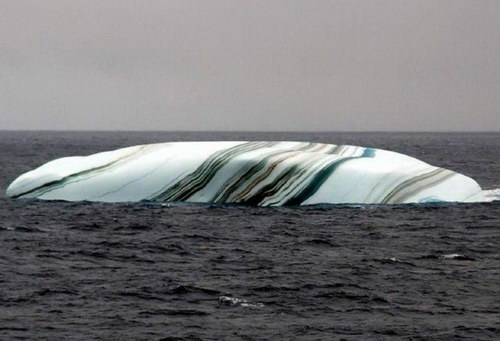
[482,188,500,202]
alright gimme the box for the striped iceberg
[6,141,485,205]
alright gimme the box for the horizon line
[0,129,499,134]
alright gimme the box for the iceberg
[6,141,485,205]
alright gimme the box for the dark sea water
[0,131,499,340]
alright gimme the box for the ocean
[0,131,498,340]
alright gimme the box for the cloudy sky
[1,0,499,131]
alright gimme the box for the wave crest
[482,188,500,202]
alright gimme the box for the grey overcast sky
[1,0,499,131]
